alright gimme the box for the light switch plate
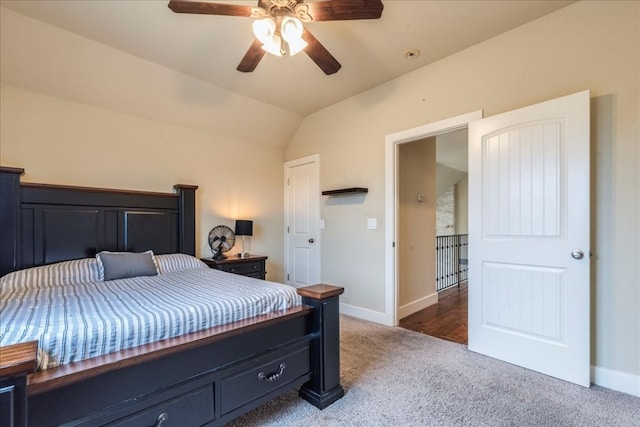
[367,218,377,229]
[320,219,325,229]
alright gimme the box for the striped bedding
[0,256,301,370]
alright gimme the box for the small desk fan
[208,225,236,260]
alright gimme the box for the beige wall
[0,8,302,150]
[455,176,469,235]
[286,1,640,380]
[0,6,295,281]
[398,138,436,311]
[0,86,286,281]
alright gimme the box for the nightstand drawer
[220,344,310,415]
[201,255,267,280]
[217,260,263,275]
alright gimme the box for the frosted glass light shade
[252,18,276,44]
[262,35,283,56]
[252,16,306,57]
[281,16,307,55]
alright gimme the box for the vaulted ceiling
[1,1,574,116]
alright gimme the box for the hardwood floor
[399,282,468,344]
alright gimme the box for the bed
[0,167,344,427]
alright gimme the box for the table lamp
[235,220,253,258]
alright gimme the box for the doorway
[384,111,482,327]
[395,128,470,344]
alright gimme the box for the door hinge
[287,273,290,281]
[287,226,290,233]
[392,241,396,248]
[287,178,290,185]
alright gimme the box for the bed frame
[0,167,344,427]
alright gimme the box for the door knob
[571,250,584,260]
[308,238,315,244]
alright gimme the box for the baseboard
[592,365,640,397]
[339,302,390,325]
[397,292,438,320]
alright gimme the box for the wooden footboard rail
[0,285,344,427]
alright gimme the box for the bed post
[0,167,24,277]
[174,184,198,256]
[297,284,345,409]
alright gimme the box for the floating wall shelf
[321,187,368,196]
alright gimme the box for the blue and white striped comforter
[0,268,301,370]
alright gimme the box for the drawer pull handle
[155,412,168,427]
[258,363,286,382]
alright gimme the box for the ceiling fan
[168,0,384,75]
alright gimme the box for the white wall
[286,0,640,387]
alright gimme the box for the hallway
[399,283,468,345]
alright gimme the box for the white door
[468,91,590,387]
[284,155,320,287]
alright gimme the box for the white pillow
[0,258,101,290]
[154,253,208,274]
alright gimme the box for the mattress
[0,266,301,370]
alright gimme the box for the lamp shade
[235,220,253,236]
[281,16,307,55]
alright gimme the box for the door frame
[384,111,482,326]
[284,154,321,286]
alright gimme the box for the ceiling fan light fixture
[281,16,307,55]
[252,17,276,45]
[286,37,308,56]
[281,16,303,42]
[253,17,283,56]
[169,0,385,75]
[261,34,283,56]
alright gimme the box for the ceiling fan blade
[301,0,383,22]
[168,0,254,17]
[237,39,267,73]
[302,29,341,75]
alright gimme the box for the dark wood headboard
[0,167,198,276]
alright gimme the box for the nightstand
[201,255,267,280]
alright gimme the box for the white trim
[340,302,391,325]
[592,365,640,397]
[284,154,320,286]
[397,292,439,320]
[384,111,483,326]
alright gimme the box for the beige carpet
[227,315,639,426]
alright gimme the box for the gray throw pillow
[96,251,158,281]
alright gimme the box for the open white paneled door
[468,91,591,386]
